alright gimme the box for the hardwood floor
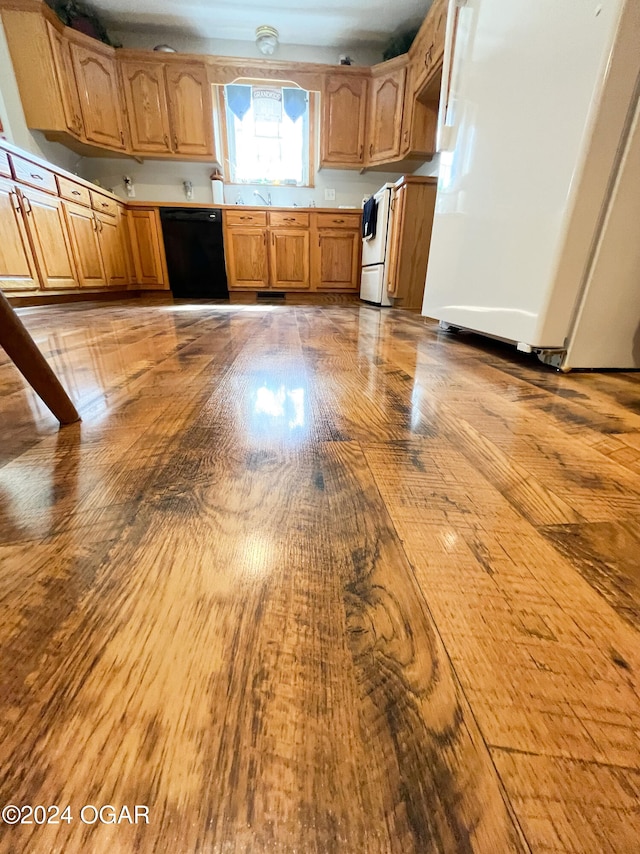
[0,299,639,853]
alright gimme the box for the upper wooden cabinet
[321,74,368,167]
[367,64,407,164]
[71,42,127,150]
[165,64,214,157]
[121,60,172,154]
[47,22,84,138]
[121,59,215,158]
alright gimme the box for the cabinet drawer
[0,150,10,178]
[57,175,91,206]
[90,191,118,217]
[315,212,361,229]
[268,211,309,228]
[10,155,57,194]
[225,209,268,227]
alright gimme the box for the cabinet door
[386,185,406,296]
[129,210,168,288]
[0,177,40,292]
[71,42,127,150]
[63,201,106,287]
[225,228,269,289]
[312,230,361,291]
[321,75,368,166]
[121,60,172,154]
[165,64,214,157]
[96,211,128,287]
[19,187,77,290]
[269,229,310,290]
[47,23,84,138]
[368,67,406,163]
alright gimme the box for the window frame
[216,80,317,189]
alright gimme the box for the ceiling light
[255,25,279,56]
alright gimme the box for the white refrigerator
[422,0,640,369]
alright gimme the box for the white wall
[110,30,384,67]
[0,18,81,171]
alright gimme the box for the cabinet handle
[359,143,363,159]
[271,232,275,245]
[101,202,109,208]
[22,196,32,214]
[164,134,170,148]
[71,190,81,196]
[30,172,44,181]
[369,143,373,157]
[99,218,103,232]
[239,216,253,221]
[120,130,125,146]
[173,134,179,149]
[283,217,296,222]
[263,232,267,246]
[333,218,344,223]
[9,191,20,213]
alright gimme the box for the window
[222,83,313,187]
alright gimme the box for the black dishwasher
[159,208,228,299]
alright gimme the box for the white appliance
[360,183,396,306]
[422,0,640,369]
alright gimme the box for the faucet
[253,191,271,206]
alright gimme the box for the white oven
[360,182,395,306]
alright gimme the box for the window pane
[225,84,310,186]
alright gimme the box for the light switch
[324,188,336,201]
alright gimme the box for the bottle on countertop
[210,168,225,204]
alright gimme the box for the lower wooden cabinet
[312,230,361,290]
[386,176,437,310]
[225,227,269,289]
[269,229,310,290]
[63,200,106,287]
[128,209,169,288]
[18,186,78,290]
[225,210,361,294]
[0,176,40,292]
[96,210,128,287]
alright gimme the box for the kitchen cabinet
[270,229,310,290]
[63,200,107,288]
[385,176,437,310]
[121,60,172,155]
[225,227,270,290]
[224,209,360,293]
[71,41,127,150]
[0,177,40,292]
[47,22,84,138]
[311,213,361,291]
[321,74,368,167]
[367,63,407,164]
[128,209,169,288]
[18,186,78,290]
[399,63,438,160]
[95,209,129,287]
[165,64,215,158]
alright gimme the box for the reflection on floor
[1,299,639,853]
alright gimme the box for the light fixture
[183,180,193,201]
[255,25,279,56]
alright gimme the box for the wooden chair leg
[0,291,80,425]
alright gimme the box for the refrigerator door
[422,0,624,348]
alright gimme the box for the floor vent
[257,292,286,301]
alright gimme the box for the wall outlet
[324,188,336,201]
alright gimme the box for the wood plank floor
[1,299,639,853]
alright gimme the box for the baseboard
[7,289,172,308]
[229,291,361,305]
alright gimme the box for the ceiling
[87,0,432,50]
